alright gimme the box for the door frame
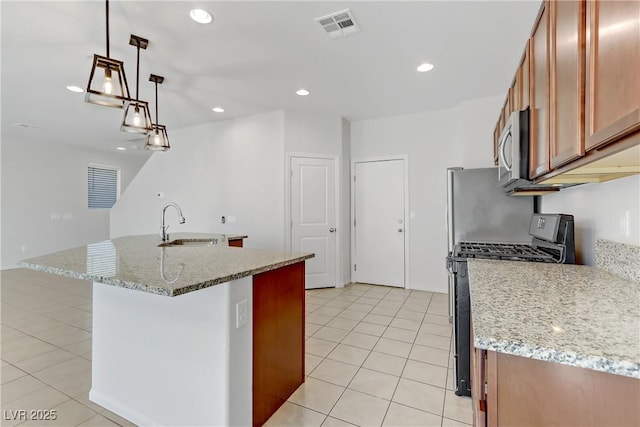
[285,152,342,288]
[351,155,410,288]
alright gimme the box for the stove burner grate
[455,242,557,263]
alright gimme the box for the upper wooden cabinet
[520,41,531,110]
[585,0,640,151]
[529,3,551,179]
[549,0,586,168]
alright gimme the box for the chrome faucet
[161,202,186,242]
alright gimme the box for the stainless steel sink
[158,238,218,247]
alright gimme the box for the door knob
[329,228,336,233]
[398,228,403,232]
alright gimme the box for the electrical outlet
[227,216,237,224]
[236,300,248,328]
[20,245,28,253]
[619,211,631,237]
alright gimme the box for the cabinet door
[471,348,487,427]
[530,4,551,178]
[550,0,586,168]
[501,97,509,129]
[510,79,518,113]
[521,40,531,109]
[585,0,640,150]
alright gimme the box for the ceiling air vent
[314,9,360,39]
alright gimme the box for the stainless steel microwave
[498,108,530,190]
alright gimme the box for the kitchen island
[467,259,640,426]
[20,233,314,427]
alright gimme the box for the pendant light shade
[146,74,170,151]
[85,0,130,108]
[146,124,170,151]
[121,35,152,133]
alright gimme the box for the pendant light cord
[135,43,140,101]
[105,0,110,57]
[155,81,159,125]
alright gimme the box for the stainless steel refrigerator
[445,167,533,395]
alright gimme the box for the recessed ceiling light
[190,9,213,24]
[212,107,225,113]
[296,89,310,96]
[116,147,126,151]
[66,85,84,93]
[417,63,434,73]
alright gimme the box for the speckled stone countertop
[468,259,640,378]
[19,233,313,297]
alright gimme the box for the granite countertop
[20,233,314,297]
[468,259,640,378]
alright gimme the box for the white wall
[283,110,351,286]
[350,95,502,293]
[341,118,352,285]
[0,138,148,269]
[459,95,504,168]
[541,175,640,265]
[111,110,286,250]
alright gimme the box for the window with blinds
[88,165,120,209]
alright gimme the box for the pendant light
[146,74,170,151]
[85,0,130,108]
[121,35,153,133]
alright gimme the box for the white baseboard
[89,388,161,427]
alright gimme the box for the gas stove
[445,213,575,398]
[451,213,575,265]
[454,241,557,263]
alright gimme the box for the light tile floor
[265,283,472,427]
[1,269,472,427]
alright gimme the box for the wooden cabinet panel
[549,0,586,168]
[495,352,640,426]
[585,0,640,150]
[510,78,518,113]
[471,348,487,427]
[520,40,531,109]
[228,238,243,247]
[530,4,551,178]
[252,262,305,427]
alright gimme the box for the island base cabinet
[90,278,254,427]
[253,262,305,427]
[228,238,243,247]
[491,352,640,426]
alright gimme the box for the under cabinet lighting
[190,9,213,24]
[212,107,225,113]
[296,89,310,96]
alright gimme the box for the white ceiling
[1,1,542,155]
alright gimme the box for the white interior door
[291,157,337,289]
[354,159,405,287]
